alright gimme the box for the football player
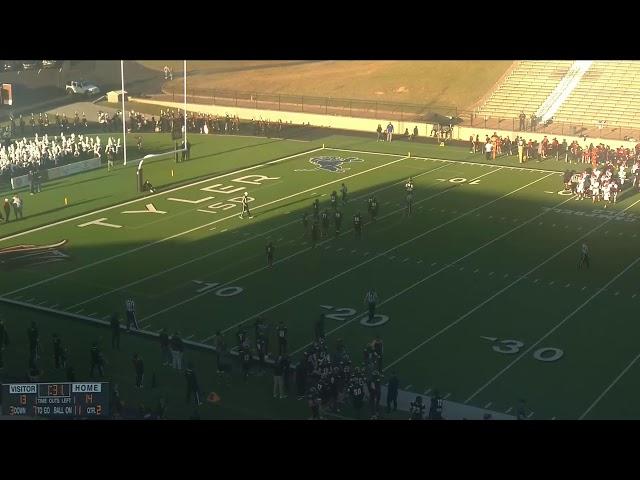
[310,220,319,247]
[334,209,343,237]
[405,177,415,193]
[353,212,362,239]
[340,183,348,205]
[312,198,320,221]
[348,376,365,419]
[266,242,274,268]
[321,209,330,238]
[330,190,338,210]
[428,390,444,420]
[370,196,379,222]
[406,190,414,216]
[239,191,252,219]
[578,243,590,269]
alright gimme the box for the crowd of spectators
[0,132,121,180]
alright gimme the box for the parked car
[22,61,40,70]
[2,61,19,71]
[65,80,100,96]
[42,60,61,69]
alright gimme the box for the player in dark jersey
[276,321,288,355]
[302,212,309,238]
[321,209,330,238]
[348,377,365,419]
[256,335,266,374]
[312,198,320,221]
[428,390,444,420]
[406,191,414,216]
[240,346,251,381]
[334,210,343,237]
[353,212,362,239]
[27,321,40,363]
[237,327,248,349]
[311,220,319,247]
[409,395,425,420]
[370,196,379,222]
[330,190,338,210]
[368,370,382,419]
[266,242,274,268]
[340,183,348,205]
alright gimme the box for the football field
[3,133,640,419]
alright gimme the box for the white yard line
[289,171,559,356]
[0,147,324,244]
[3,153,414,298]
[329,146,565,175]
[463,198,640,404]
[579,351,640,419]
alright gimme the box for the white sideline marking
[466,216,640,404]
[26,297,35,302]
[37,300,48,305]
[385,195,639,376]
[484,402,492,408]
[527,412,534,419]
[4,153,415,297]
[424,388,432,395]
[443,393,451,399]
[505,407,513,414]
[50,304,59,308]
[89,312,97,317]
[405,385,413,390]
[0,146,324,244]
[431,262,437,266]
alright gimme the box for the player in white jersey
[619,167,627,186]
[239,191,253,219]
[577,175,586,200]
[602,181,611,208]
[591,178,600,203]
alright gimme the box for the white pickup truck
[65,80,100,96]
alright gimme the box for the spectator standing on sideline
[386,371,399,413]
[12,195,23,220]
[386,122,394,142]
[170,331,184,370]
[52,334,63,369]
[89,341,104,378]
[213,331,225,373]
[133,353,144,388]
[0,320,8,369]
[3,198,11,222]
[185,362,202,405]
[27,321,39,363]
[110,313,120,350]
[159,329,170,366]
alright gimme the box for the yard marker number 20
[320,305,389,327]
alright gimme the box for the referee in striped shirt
[125,298,140,330]
[364,289,379,324]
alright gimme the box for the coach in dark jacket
[386,371,399,413]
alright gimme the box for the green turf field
[2,130,640,420]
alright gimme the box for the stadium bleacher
[476,61,574,119]
[553,61,640,129]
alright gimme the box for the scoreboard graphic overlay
[2,382,110,418]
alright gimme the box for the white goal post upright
[121,60,127,166]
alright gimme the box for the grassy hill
[138,60,512,109]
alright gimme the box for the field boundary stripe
[3,153,411,297]
[69,161,450,310]
[0,146,324,244]
[463,197,640,404]
[329,146,565,175]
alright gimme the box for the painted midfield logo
[296,156,364,173]
[0,240,69,268]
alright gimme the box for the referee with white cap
[125,297,140,330]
